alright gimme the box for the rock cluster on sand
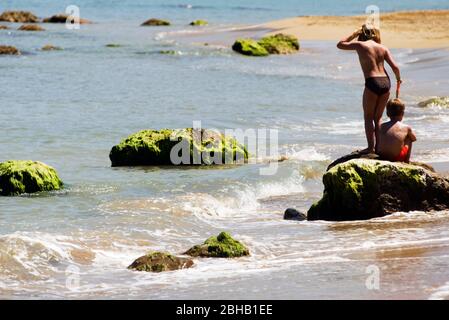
[232,33,299,56]
[128,252,194,272]
[189,20,208,26]
[307,158,449,221]
[184,232,250,258]
[0,45,20,55]
[43,14,91,24]
[141,18,170,26]
[418,96,449,108]
[18,24,45,31]
[0,10,39,23]
[109,128,248,166]
[0,160,63,196]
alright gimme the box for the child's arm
[408,126,417,142]
[385,48,402,83]
[337,28,362,50]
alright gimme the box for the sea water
[1,0,449,299]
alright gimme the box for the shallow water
[1,1,449,299]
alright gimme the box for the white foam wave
[429,281,449,300]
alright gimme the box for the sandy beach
[258,10,449,48]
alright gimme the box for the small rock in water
[0,10,39,23]
[418,96,449,108]
[41,44,63,51]
[43,14,92,24]
[141,18,170,26]
[128,251,194,272]
[190,20,208,26]
[232,38,269,57]
[0,24,9,30]
[184,232,250,258]
[258,33,300,54]
[0,45,20,55]
[105,43,122,48]
[284,208,306,221]
[18,24,45,31]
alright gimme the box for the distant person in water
[377,99,416,163]
[337,24,402,154]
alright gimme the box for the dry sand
[258,10,449,49]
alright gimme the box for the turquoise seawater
[1,1,449,299]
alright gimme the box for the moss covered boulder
[141,18,170,26]
[190,20,208,26]
[0,11,39,23]
[43,14,92,24]
[185,232,250,258]
[258,33,299,54]
[0,160,63,196]
[232,39,269,57]
[418,97,449,108]
[18,24,45,31]
[0,45,20,55]
[109,128,248,166]
[128,251,193,272]
[307,159,449,221]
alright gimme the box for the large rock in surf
[141,18,170,26]
[0,10,39,23]
[109,128,248,166]
[18,24,45,31]
[258,33,300,54]
[0,160,63,196]
[128,251,194,272]
[307,159,449,221]
[0,45,20,55]
[42,14,92,24]
[185,232,250,258]
[232,38,269,57]
[418,96,449,108]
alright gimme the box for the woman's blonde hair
[358,24,381,44]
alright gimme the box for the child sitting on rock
[377,99,416,163]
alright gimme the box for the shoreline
[257,10,449,49]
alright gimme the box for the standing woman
[337,25,402,154]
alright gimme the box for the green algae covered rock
[232,39,269,57]
[0,160,63,196]
[141,18,170,26]
[307,159,449,221]
[418,97,449,108]
[185,232,250,258]
[109,128,248,166]
[258,33,299,54]
[190,20,208,26]
[128,251,194,272]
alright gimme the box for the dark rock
[284,208,306,221]
[128,251,193,272]
[43,14,91,24]
[141,18,170,26]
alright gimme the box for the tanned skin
[337,28,402,154]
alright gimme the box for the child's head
[387,98,405,119]
[358,24,381,43]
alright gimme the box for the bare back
[377,121,411,161]
[355,41,388,79]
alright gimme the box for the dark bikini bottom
[365,76,391,96]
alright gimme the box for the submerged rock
[284,208,306,221]
[109,128,248,166]
[0,25,9,30]
[0,45,20,55]
[0,10,39,23]
[141,18,170,26]
[128,251,193,272]
[232,38,269,57]
[418,96,449,108]
[258,33,299,54]
[190,20,208,26]
[18,24,45,31]
[43,14,92,24]
[105,43,122,48]
[307,159,449,221]
[41,44,63,51]
[185,232,250,258]
[0,160,63,196]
